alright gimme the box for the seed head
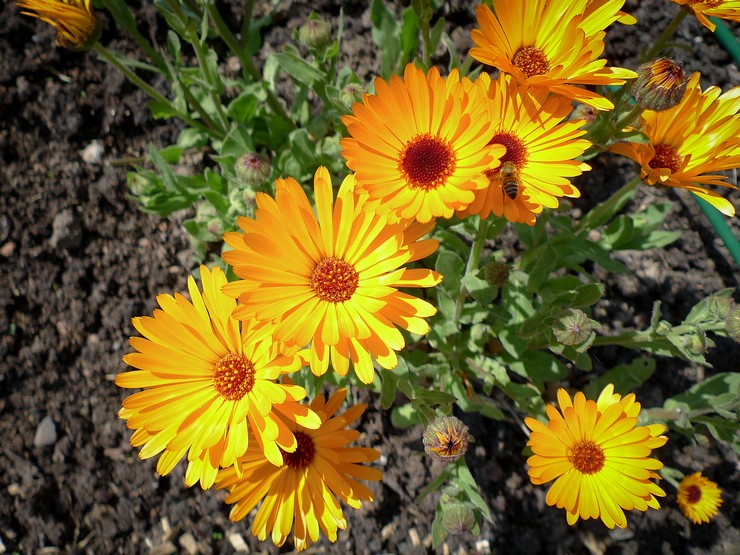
[553,309,593,346]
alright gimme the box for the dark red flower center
[398,133,457,191]
[281,431,316,469]
[512,47,550,78]
[568,440,605,475]
[310,257,359,303]
[686,484,703,504]
[648,144,682,174]
[213,353,255,401]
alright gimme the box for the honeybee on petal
[498,161,520,200]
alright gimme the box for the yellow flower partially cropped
[671,0,740,32]
[585,0,637,25]
[115,266,321,489]
[216,388,382,552]
[340,63,503,223]
[525,384,668,529]
[222,167,441,384]
[611,72,740,216]
[677,472,723,524]
[458,74,591,225]
[470,0,637,110]
[17,0,100,50]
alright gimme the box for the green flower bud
[423,416,470,463]
[552,309,593,346]
[298,15,331,49]
[726,304,740,342]
[484,260,510,287]
[235,152,271,186]
[341,82,365,108]
[632,58,687,112]
[442,503,476,536]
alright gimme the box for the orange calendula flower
[525,384,668,528]
[215,388,382,552]
[340,63,503,223]
[611,72,740,216]
[677,471,723,524]
[17,0,100,50]
[222,167,441,384]
[671,0,740,32]
[115,266,321,489]
[458,74,591,225]
[470,0,637,110]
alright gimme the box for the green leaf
[400,7,420,65]
[462,273,497,306]
[274,50,325,86]
[585,356,656,398]
[526,247,558,292]
[227,91,260,123]
[509,351,569,383]
[435,250,465,296]
[391,403,422,428]
[668,372,740,413]
[219,124,254,158]
[370,0,401,79]
[380,370,398,409]
[578,180,638,231]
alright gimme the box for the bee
[498,161,520,200]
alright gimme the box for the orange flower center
[648,144,682,174]
[281,431,316,469]
[398,133,457,191]
[486,132,527,179]
[213,353,255,400]
[567,440,605,474]
[512,47,550,78]
[685,484,702,504]
[310,257,359,303]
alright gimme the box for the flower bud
[423,416,470,463]
[298,15,331,49]
[552,309,593,346]
[484,260,510,287]
[341,83,365,108]
[235,152,271,185]
[726,304,740,342]
[632,58,688,112]
[442,503,476,536]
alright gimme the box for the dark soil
[1,1,738,554]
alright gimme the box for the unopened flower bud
[484,260,510,287]
[632,58,687,111]
[298,15,331,49]
[552,309,593,346]
[423,416,470,463]
[726,304,740,342]
[235,152,271,185]
[341,82,365,107]
[442,503,476,536]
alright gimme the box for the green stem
[454,217,492,323]
[93,43,216,138]
[642,9,688,61]
[575,176,641,235]
[614,102,644,134]
[206,3,252,80]
[240,0,255,49]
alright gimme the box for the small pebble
[33,415,57,448]
[80,141,105,165]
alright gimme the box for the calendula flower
[610,72,740,216]
[116,266,321,489]
[340,63,502,223]
[470,0,637,110]
[17,0,100,50]
[222,167,441,384]
[458,74,591,225]
[677,471,723,524]
[215,388,382,551]
[525,384,668,528]
[671,0,740,32]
